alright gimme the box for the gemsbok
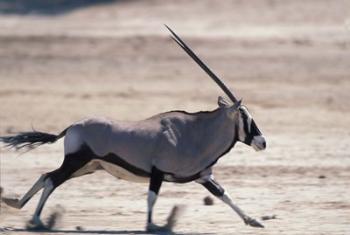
[0,25,267,231]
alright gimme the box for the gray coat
[66,106,236,178]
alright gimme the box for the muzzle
[251,136,266,151]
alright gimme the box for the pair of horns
[165,25,239,104]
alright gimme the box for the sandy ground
[0,1,350,234]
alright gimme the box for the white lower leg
[31,178,55,225]
[2,174,46,209]
[147,190,157,225]
[20,175,46,207]
[221,192,264,228]
[220,192,247,221]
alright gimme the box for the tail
[0,128,68,151]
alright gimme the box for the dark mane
[159,108,220,117]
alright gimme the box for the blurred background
[0,1,349,234]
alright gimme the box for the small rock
[318,175,326,179]
[76,226,84,231]
[261,215,277,221]
[203,196,214,206]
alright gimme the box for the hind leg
[27,166,85,230]
[2,174,47,209]
[2,173,61,230]
[27,152,92,229]
[27,176,56,230]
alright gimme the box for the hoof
[244,217,264,228]
[26,218,49,231]
[146,223,172,233]
[2,197,21,209]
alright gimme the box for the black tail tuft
[0,131,62,150]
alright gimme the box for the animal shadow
[0,0,128,15]
[1,227,214,235]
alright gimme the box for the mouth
[252,143,265,151]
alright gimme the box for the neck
[194,108,237,158]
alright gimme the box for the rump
[64,118,113,156]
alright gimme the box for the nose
[262,141,266,149]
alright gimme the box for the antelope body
[0,26,267,231]
[68,107,237,181]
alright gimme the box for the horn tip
[164,24,171,31]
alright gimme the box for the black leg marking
[47,144,94,187]
[147,167,164,225]
[202,178,225,197]
[149,167,164,194]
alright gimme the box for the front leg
[196,175,264,228]
[146,166,164,232]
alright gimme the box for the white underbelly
[71,160,101,178]
[99,160,149,183]
[71,159,148,183]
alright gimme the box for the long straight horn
[165,25,238,103]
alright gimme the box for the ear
[217,96,232,108]
[227,99,242,119]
